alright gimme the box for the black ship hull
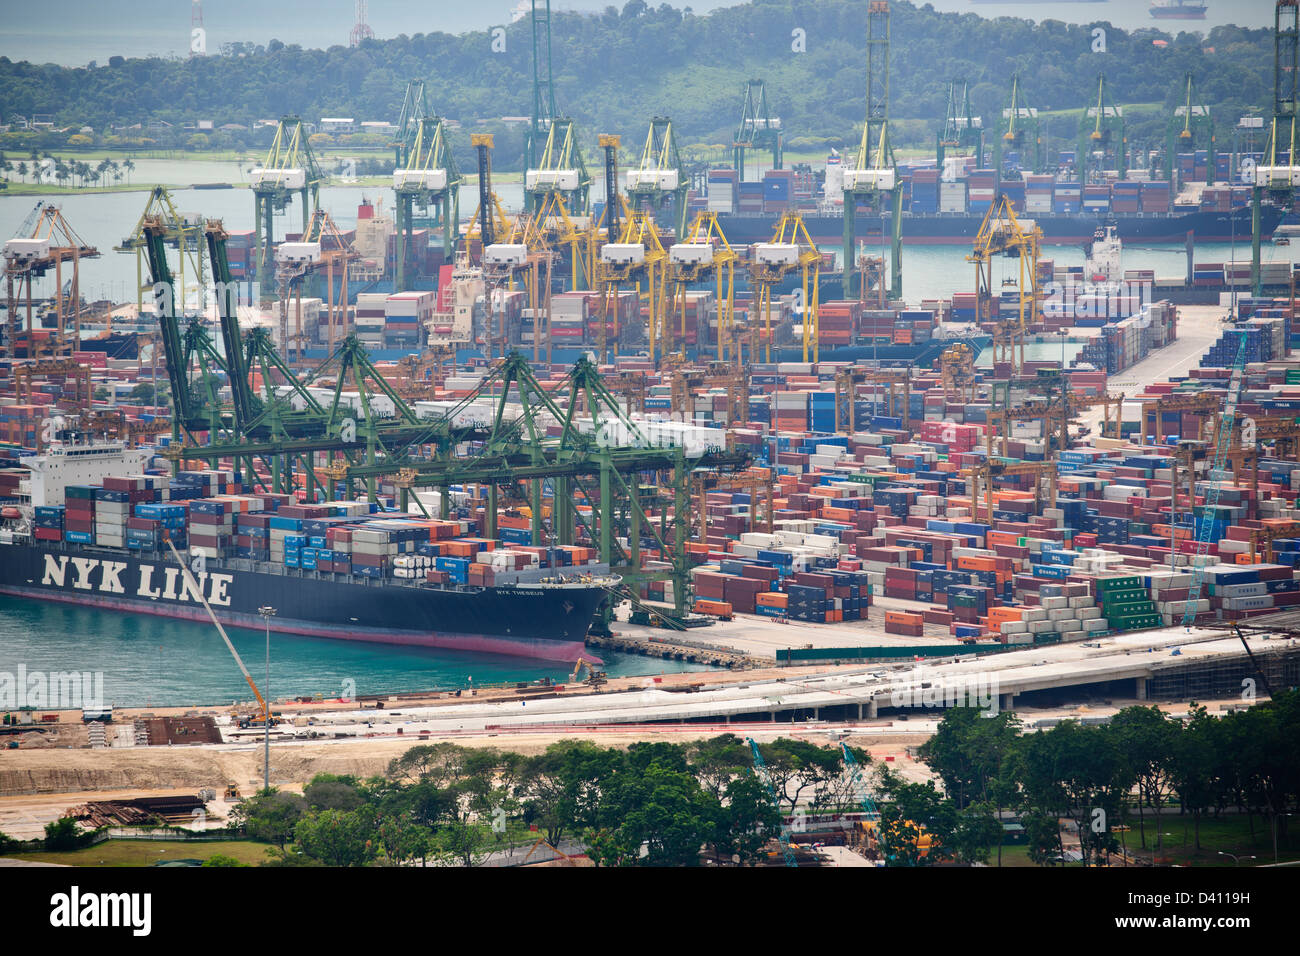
[0,541,607,663]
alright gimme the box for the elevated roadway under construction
[221,625,1299,738]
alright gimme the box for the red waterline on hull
[0,585,599,665]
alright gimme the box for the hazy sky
[0,0,1280,66]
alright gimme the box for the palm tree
[16,161,27,183]
[123,158,135,185]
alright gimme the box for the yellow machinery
[273,208,360,364]
[834,366,911,435]
[670,362,746,424]
[597,210,668,364]
[1071,392,1125,441]
[4,203,100,357]
[667,212,738,364]
[1136,391,1221,446]
[939,343,977,404]
[985,399,1068,457]
[691,467,774,545]
[967,194,1041,375]
[967,460,1058,525]
[749,213,820,362]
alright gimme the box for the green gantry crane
[251,116,325,294]
[394,114,462,289]
[733,79,783,181]
[1164,73,1214,185]
[1253,0,1299,296]
[626,117,690,241]
[993,72,1042,180]
[843,0,902,302]
[1078,73,1125,183]
[936,78,984,171]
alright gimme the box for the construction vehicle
[568,659,608,690]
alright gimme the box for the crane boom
[747,737,797,867]
[1182,331,1249,628]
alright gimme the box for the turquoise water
[0,597,713,708]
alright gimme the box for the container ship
[0,437,614,663]
[703,156,1280,246]
[1150,0,1208,19]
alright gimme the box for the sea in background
[2,164,1297,306]
[0,596,716,708]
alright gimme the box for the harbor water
[0,595,715,709]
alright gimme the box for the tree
[293,807,377,867]
[1110,705,1180,852]
[230,788,307,850]
[202,854,246,866]
[918,707,1022,811]
[1170,703,1218,851]
[43,816,85,851]
[686,734,753,800]
[66,134,93,147]
[303,773,365,812]
[714,773,782,865]
[586,763,720,867]
[129,382,155,404]
[123,158,134,185]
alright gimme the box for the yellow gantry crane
[597,210,669,364]
[3,203,100,357]
[750,212,820,362]
[966,459,1058,525]
[667,212,737,364]
[967,194,1041,375]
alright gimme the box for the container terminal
[3,4,1300,742]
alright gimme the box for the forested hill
[0,0,1274,154]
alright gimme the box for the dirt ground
[0,726,930,839]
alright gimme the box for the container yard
[4,0,1300,889]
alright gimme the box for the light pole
[258,605,275,792]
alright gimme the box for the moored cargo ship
[1,436,615,664]
[716,205,1283,246]
[0,535,613,663]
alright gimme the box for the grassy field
[9,839,275,867]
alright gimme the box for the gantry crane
[115,186,205,315]
[1184,331,1249,627]
[936,78,984,171]
[733,79,783,181]
[597,210,668,364]
[939,342,977,404]
[834,366,910,435]
[2,203,100,357]
[692,467,774,545]
[1136,391,1221,446]
[670,362,745,425]
[993,72,1042,179]
[482,208,553,363]
[1164,73,1214,185]
[143,215,227,444]
[394,113,462,288]
[667,212,737,363]
[627,117,690,241]
[525,117,592,216]
[1078,73,1126,183]
[251,116,326,292]
[274,208,360,364]
[1252,1,1300,296]
[843,1,902,302]
[751,212,820,362]
[967,459,1058,525]
[968,194,1041,375]
[392,79,430,168]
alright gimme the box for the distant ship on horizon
[1150,0,1208,19]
